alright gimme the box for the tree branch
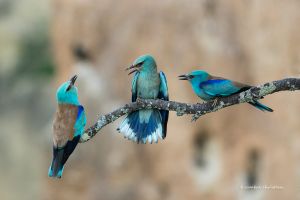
[80,77,300,143]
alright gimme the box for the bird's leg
[136,96,142,102]
[212,97,220,107]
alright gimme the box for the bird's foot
[136,97,142,103]
[80,132,91,142]
[212,98,219,107]
[252,93,260,99]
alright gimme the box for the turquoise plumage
[179,70,273,112]
[118,55,169,144]
[48,75,87,178]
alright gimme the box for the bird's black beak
[125,63,142,75]
[178,74,191,80]
[66,75,78,91]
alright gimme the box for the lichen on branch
[80,77,300,143]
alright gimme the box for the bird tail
[248,100,273,112]
[48,147,65,178]
[48,136,80,178]
[117,109,163,144]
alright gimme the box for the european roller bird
[118,55,169,144]
[48,75,87,178]
[178,70,273,112]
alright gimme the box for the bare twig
[80,77,300,143]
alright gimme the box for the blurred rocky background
[0,0,300,200]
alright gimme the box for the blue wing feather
[74,105,86,137]
[199,77,272,112]
[158,71,169,138]
[131,72,139,102]
[76,105,84,121]
[200,79,242,97]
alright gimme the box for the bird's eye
[190,75,194,79]
[138,61,144,66]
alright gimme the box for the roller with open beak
[118,54,169,144]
